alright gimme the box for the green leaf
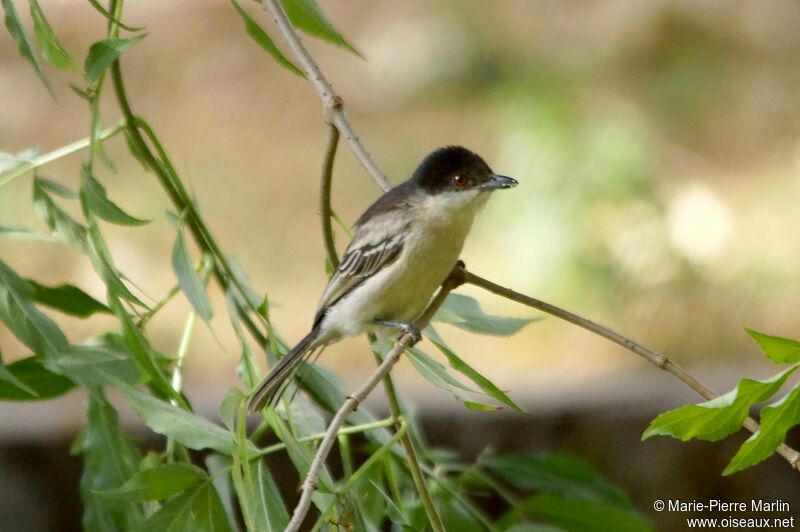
[219,386,245,431]
[99,463,207,501]
[80,166,148,226]
[108,294,183,404]
[247,460,289,531]
[724,380,800,475]
[405,346,502,411]
[28,279,110,317]
[0,258,69,364]
[0,348,37,396]
[172,226,213,321]
[87,0,143,32]
[35,177,78,199]
[29,0,80,72]
[33,178,89,250]
[193,482,234,532]
[280,0,361,57]
[84,217,144,305]
[434,293,537,336]
[56,334,141,387]
[77,388,144,531]
[0,223,53,241]
[521,494,651,532]
[481,451,632,508]
[230,0,303,76]
[84,34,146,81]
[2,0,51,93]
[426,326,526,413]
[0,356,73,400]
[134,487,195,531]
[119,381,255,456]
[643,364,799,442]
[747,328,800,365]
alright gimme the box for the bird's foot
[374,319,422,345]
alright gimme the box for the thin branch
[320,124,340,269]
[286,267,465,532]
[463,269,800,470]
[260,0,391,191]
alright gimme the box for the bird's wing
[314,217,407,323]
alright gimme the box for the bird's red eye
[452,175,467,187]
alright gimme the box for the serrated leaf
[434,293,537,336]
[84,34,146,81]
[99,463,207,501]
[56,334,140,387]
[0,258,69,365]
[230,0,303,76]
[77,389,144,531]
[643,364,799,442]
[80,166,148,226]
[194,482,233,532]
[119,381,255,456]
[521,494,651,532]
[28,279,109,317]
[280,0,361,57]
[747,328,800,365]
[29,0,80,72]
[172,226,213,321]
[426,326,525,413]
[133,487,195,531]
[724,380,800,475]
[480,451,632,508]
[0,356,73,400]
[2,0,51,93]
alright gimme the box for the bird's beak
[480,174,518,190]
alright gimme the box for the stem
[463,269,800,470]
[260,0,390,191]
[320,124,340,269]
[253,417,395,458]
[0,122,126,189]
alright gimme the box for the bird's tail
[248,327,321,413]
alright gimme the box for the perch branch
[285,267,465,532]
[463,270,800,470]
[320,124,340,268]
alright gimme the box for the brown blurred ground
[2,0,800,528]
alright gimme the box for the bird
[248,146,517,412]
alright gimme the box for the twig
[0,122,126,189]
[320,124,340,269]
[285,267,465,532]
[260,0,391,191]
[463,269,800,470]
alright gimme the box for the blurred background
[2,0,800,529]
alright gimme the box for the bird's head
[411,146,517,195]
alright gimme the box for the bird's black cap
[412,146,494,193]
